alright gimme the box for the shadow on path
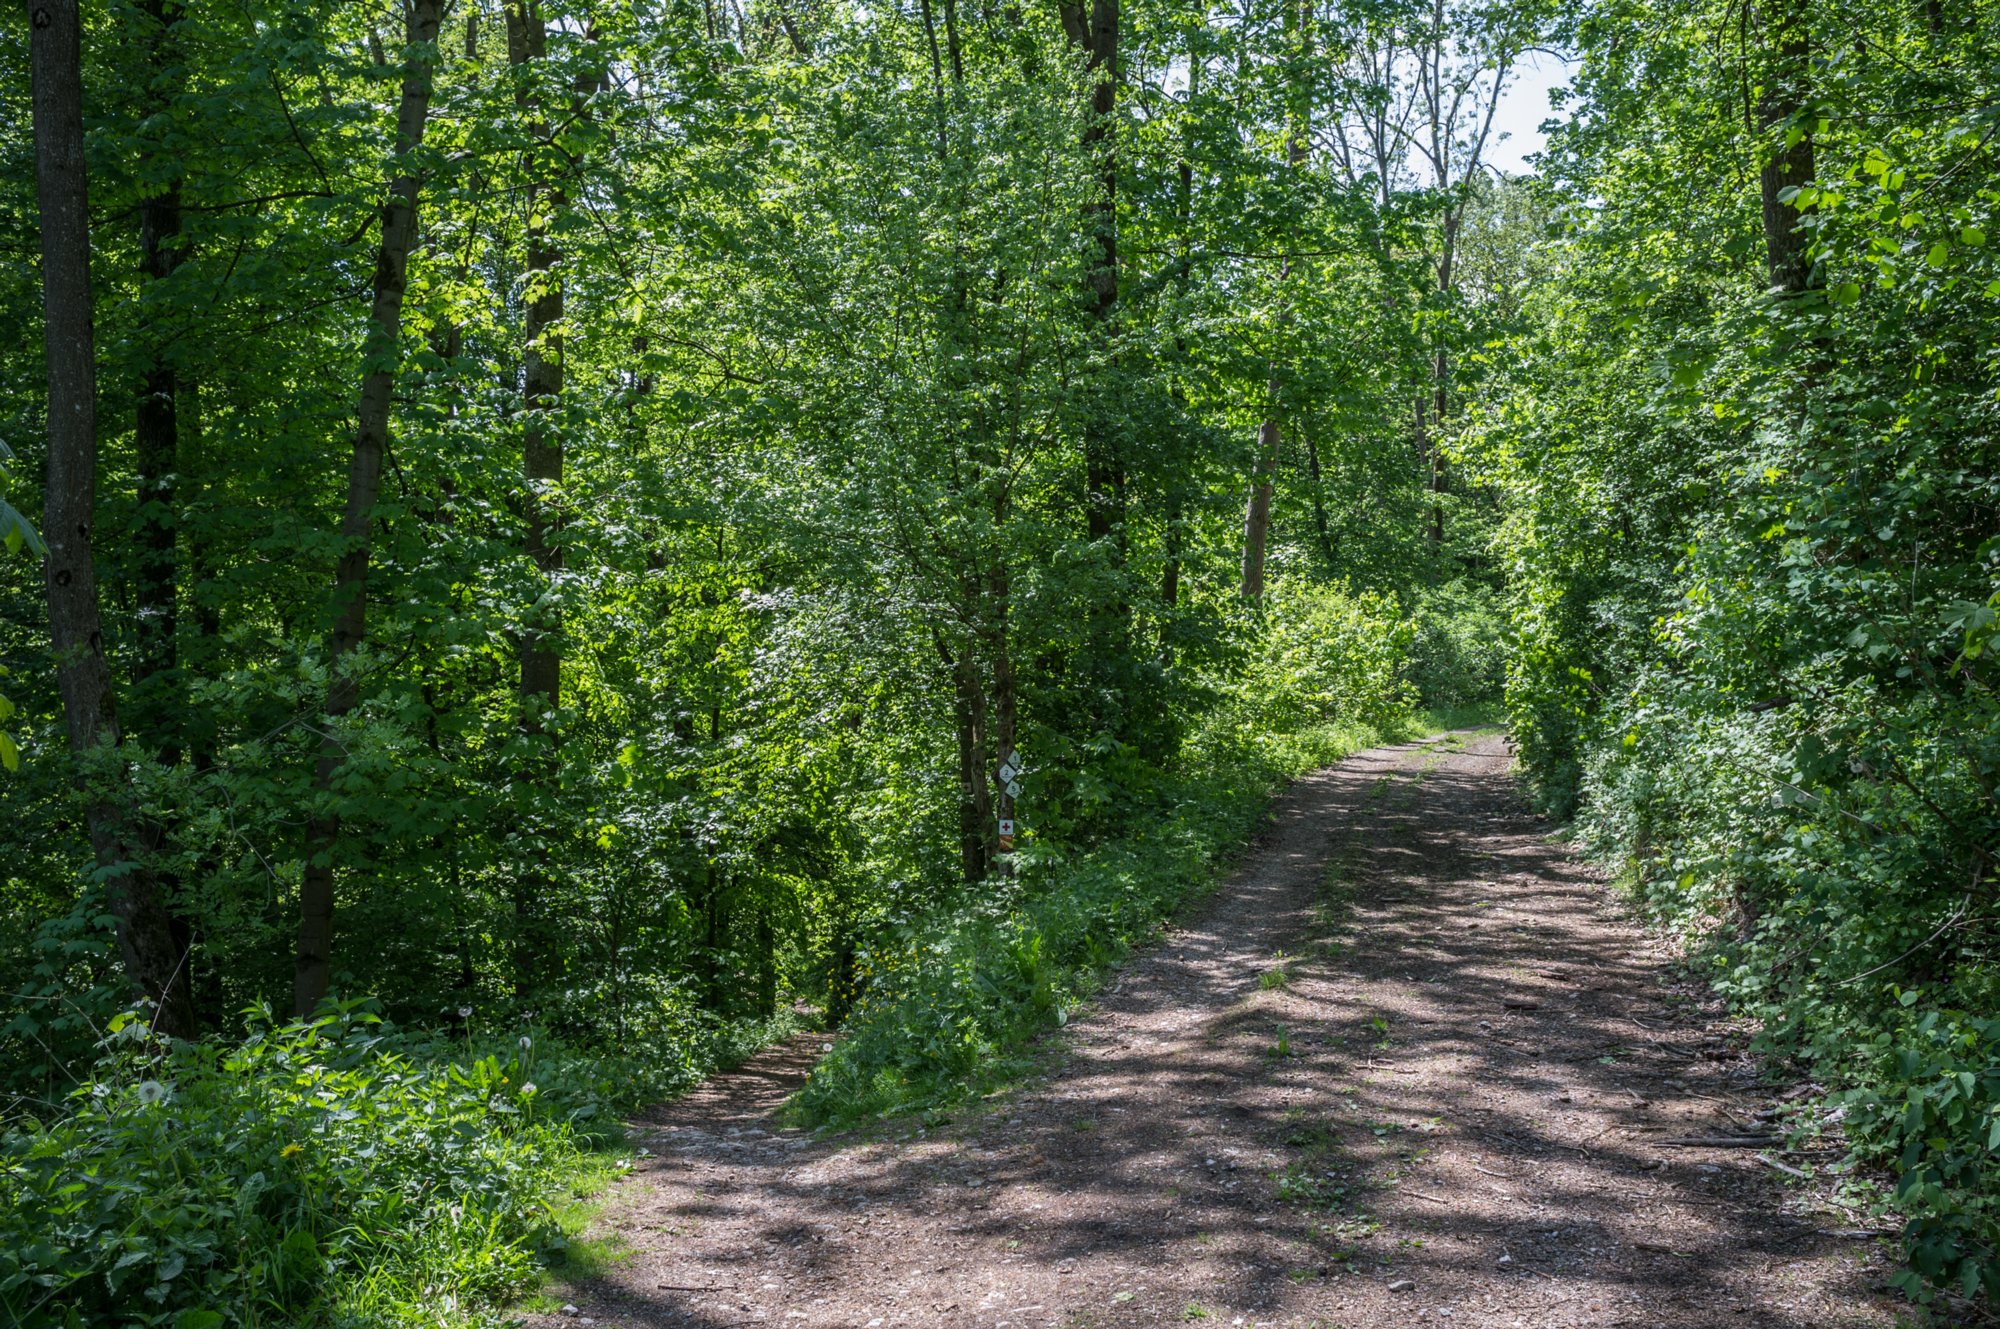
[527,733,1900,1329]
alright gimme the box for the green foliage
[1463,0,2000,1305]
[1405,579,1509,710]
[1227,580,1420,739]
[0,1002,593,1328]
[786,714,1394,1128]
[4,0,1529,1316]
[787,586,1418,1127]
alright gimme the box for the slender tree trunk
[1241,0,1309,599]
[506,1,569,998]
[939,630,992,882]
[755,907,776,1018]
[1060,0,1123,546]
[1428,344,1447,550]
[30,0,193,1037]
[507,2,565,725]
[1303,424,1338,570]
[133,0,201,1023]
[133,0,183,759]
[294,0,444,1016]
[989,566,1018,874]
[1162,43,1200,616]
[1240,414,1278,598]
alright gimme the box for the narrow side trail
[544,734,1899,1329]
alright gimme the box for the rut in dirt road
[538,733,1902,1329]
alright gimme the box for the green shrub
[785,750,1352,1126]
[0,1001,590,1328]
[1405,579,1509,710]
[1575,677,2000,1306]
[1232,580,1417,737]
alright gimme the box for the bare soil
[535,733,1903,1328]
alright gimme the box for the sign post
[995,749,1021,857]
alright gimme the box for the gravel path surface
[534,732,1901,1329]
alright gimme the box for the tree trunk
[1163,42,1200,616]
[294,0,444,1017]
[506,1,569,998]
[1428,345,1447,550]
[1757,0,1815,294]
[30,0,193,1037]
[507,2,565,726]
[755,906,776,1019]
[133,0,183,758]
[989,572,1018,875]
[133,200,181,742]
[1241,0,1309,599]
[1303,423,1338,571]
[1061,0,1123,546]
[939,629,992,883]
[1240,414,1278,598]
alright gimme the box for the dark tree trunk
[1429,345,1447,550]
[989,576,1018,873]
[507,2,565,725]
[755,907,776,1019]
[294,0,444,1017]
[1757,0,1816,294]
[30,0,193,1037]
[1061,0,1123,547]
[1303,424,1338,571]
[1240,414,1278,598]
[940,630,992,883]
[133,62,182,761]
[506,1,569,998]
[1161,44,1202,618]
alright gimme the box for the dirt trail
[542,734,1901,1328]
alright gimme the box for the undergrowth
[782,717,1408,1128]
[0,1001,791,1328]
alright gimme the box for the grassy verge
[782,712,1466,1130]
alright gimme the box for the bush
[1575,676,2000,1306]
[1405,579,1509,710]
[0,1002,591,1329]
[1234,580,1417,736]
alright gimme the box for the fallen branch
[1755,1153,1810,1179]
[1662,1135,1780,1147]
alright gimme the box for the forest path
[536,733,1900,1329]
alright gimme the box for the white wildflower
[134,1080,170,1106]
[519,1081,538,1097]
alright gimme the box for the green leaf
[1927,241,1951,267]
